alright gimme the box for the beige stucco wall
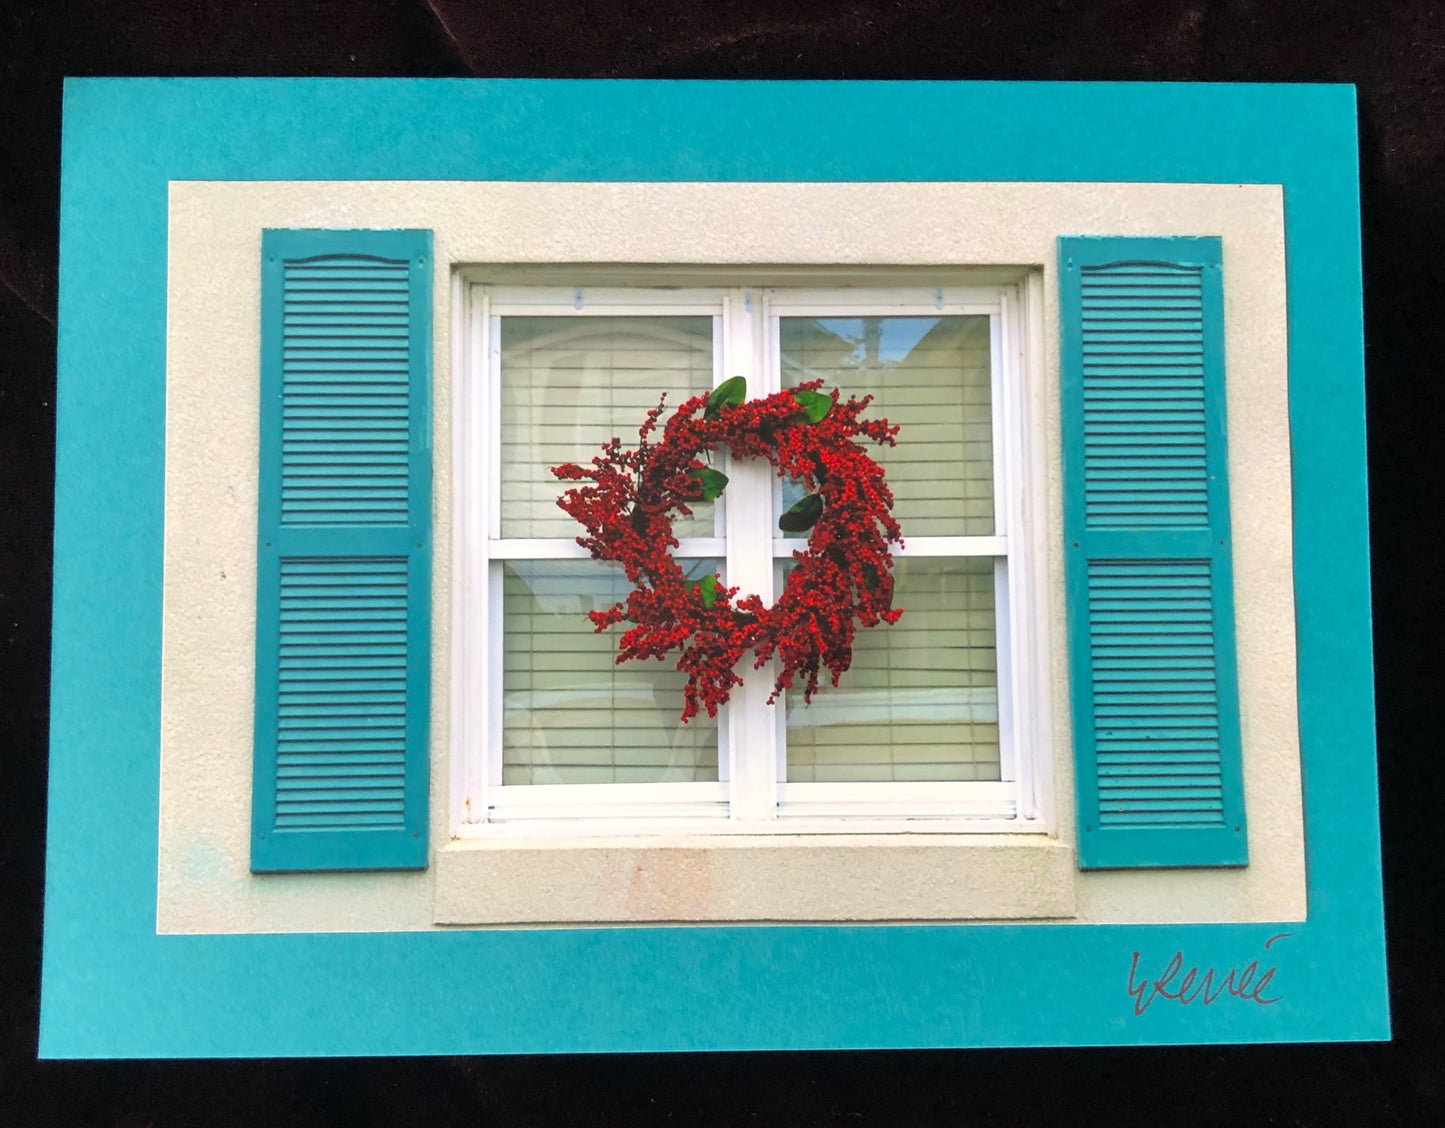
[160,180,1303,933]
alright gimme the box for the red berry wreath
[552,377,904,722]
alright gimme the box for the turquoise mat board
[43,78,1383,1056]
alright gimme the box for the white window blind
[778,315,1003,784]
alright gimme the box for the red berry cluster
[552,380,903,722]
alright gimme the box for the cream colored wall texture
[161,181,1303,933]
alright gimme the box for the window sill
[433,834,1077,925]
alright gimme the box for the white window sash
[487,538,729,560]
[776,779,1017,815]
[773,536,1006,558]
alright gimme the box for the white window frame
[451,274,1052,838]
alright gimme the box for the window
[452,279,1048,834]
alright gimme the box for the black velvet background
[3,2,1443,1124]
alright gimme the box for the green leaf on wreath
[694,573,719,608]
[792,388,832,423]
[686,466,729,501]
[861,562,879,592]
[704,376,746,419]
[778,492,824,533]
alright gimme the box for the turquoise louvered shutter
[251,229,432,872]
[1059,236,1247,869]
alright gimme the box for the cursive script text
[1127,933,1289,1016]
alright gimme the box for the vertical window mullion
[724,287,779,821]
[712,313,727,543]
[766,303,789,786]
[711,312,732,782]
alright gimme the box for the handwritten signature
[1127,933,1289,1016]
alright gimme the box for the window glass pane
[501,558,721,785]
[779,316,993,537]
[784,556,1001,782]
[500,316,715,539]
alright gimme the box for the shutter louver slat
[253,229,431,872]
[1061,236,1247,869]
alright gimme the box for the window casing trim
[450,274,1054,837]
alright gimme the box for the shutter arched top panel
[252,229,433,872]
[1060,236,1247,869]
